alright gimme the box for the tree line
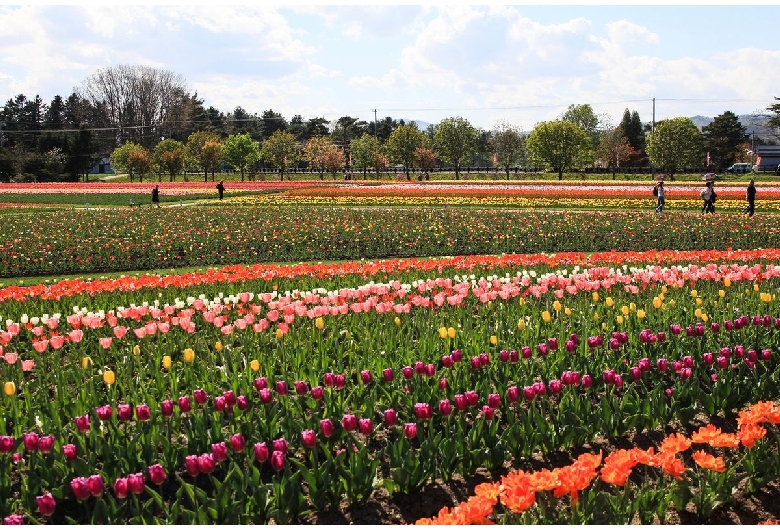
[0,64,776,182]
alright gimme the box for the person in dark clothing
[746,179,756,217]
[216,181,225,200]
[151,185,160,208]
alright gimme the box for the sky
[1,3,779,132]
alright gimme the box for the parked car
[725,163,753,174]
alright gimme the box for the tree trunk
[240,168,244,182]
[558,169,563,180]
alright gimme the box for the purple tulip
[95,404,113,421]
[275,381,288,395]
[272,438,288,455]
[293,381,308,395]
[38,435,54,454]
[454,394,467,411]
[258,388,273,404]
[36,493,56,516]
[523,386,536,401]
[402,366,413,380]
[582,374,593,389]
[451,349,463,363]
[22,432,39,452]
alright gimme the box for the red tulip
[148,464,166,486]
[382,368,394,382]
[315,419,333,439]
[127,472,145,495]
[75,414,90,433]
[403,423,418,439]
[185,455,200,477]
[360,370,372,385]
[230,433,246,452]
[487,393,501,409]
[198,453,216,473]
[358,418,373,436]
[62,443,77,461]
[113,477,128,499]
[253,443,269,463]
[71,477,91,500]
[36,493,56,516]
[270,450,285,471]
[212,442,228,461]
[302,430,317,448]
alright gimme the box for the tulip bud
[523,386,536,401]
[22,432,39,452]
[178,396,191,413]
[311,386,324,400]
[270,450,285,471]
[521,346,532,358]
[38,435,54,454]
[451,349,463,363]
[358,418,373,436]
[341,414,358,432]
[185,455,200,477]
[360,370,372,385]
[487,393,501,409]
[113,477,129,499]
[211,442,228,461]
[193,389,208,405]
[253,443,269,463]
[581,374,593,389]
[383,409,398,426]
[75,414,90,433]
[403,423,418,439]
[382,368,394,382]
[71,477,91,500]
[481,405,494,421]
[148,464,166,486]
[135,404,151,421]
[62,443,77,461]
[301,429,317,448]
[258,388,272,404]
[230,433,246,452]
[236,395,248,410]
[402,366,413,380]
[438,399,452,416]
[548,379,562,395]
[36,492,56,516]
[319,418,335,438]
[507,386,520,402]
[195,454,215,475]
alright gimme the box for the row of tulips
[415,399,780,524]
[1,253,780,522]
[2,206,780,278]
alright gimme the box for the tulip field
[2,179,780,524]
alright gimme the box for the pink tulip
[341,414,358,432]
[270,450,285,471]
[117,404,132,422]
[454,394,467,411]
[211,442,228,461]
[135,404,151,421]
[75,414,90,433]
[62,443,77,461]
[319,418,335,437]
[160,400,174,417]
[193,389,208,405]
[383,409,398,427]
[71,477,91,500]
[293,381,308,395]
[272,438,288,455]
[302,429,317,448]
[402,366,413,379]
[311,386,324,400]
[451,349,463,363]
[3,352,17,364]
[38,435,54,454]
[403,423,418,439]
[275,381,287,395]
[178,396,191,413]
[32,340,48,353]
[4,515,23,525]
[230,433,246,453]
[185,455,200,477]
[506,386,519,403]
[258,388,272,404]
[382,368,394,382]
[254,377,268,391]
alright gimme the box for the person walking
[151,185,160,208]
[654,180,665,213]
[701,181,714,214]
[746,178,756,217]
[216,181,225,201]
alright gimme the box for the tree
[414,147,437,177]
[562,104,601,153]
[373,152,389,179]
[76,65,190,148]
[201,141,223,181]
[127,145,152,182]
[386,123,427,180]
[303,136,335,180]
[153,138,186,182]
[526,120,592,180]
[261,109,287,139]
[322,145,346,179]
[492,121,526,180]
[222,133,261,181]
[227,106,262,140]
[646,117,703,179]
[261,130,299,181]
[111,141,144,182]
[596,126,633,180]
[433,117,478,180]
[767,97,780,140]
[186,131,220,181]
[370,116,399,142]
[332,116,367,169]
[350,133,382,178]
[702,111,746,171]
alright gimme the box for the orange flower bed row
[3,248,779,304]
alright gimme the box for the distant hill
[689,114,775,138]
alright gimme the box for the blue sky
[1,3,778,132]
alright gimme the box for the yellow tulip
[447,327,456,339]
[553,300,562,312]
[636,309,646,319]
[670,300,676,307]
[661,285,668,293]
[394,316,401,326]
[652,297,662,309]
[602,322,607,330]
[701,313,709,322]
[162,355,172,370]
[438,327,448,339]
[276,328,284,340]
[542,310,551,323]
[695,298,703,306]
[593,312,599,321]
[592,292,599,302]
[315,317,324,330]
[621,305,629,316]
[490,335,497,346]
[723,278,731,287]
[518,298,525,306]
[82,356,93,369]
[718,289,725,298]
[133,344,141,356]
[754,283,760,292]
[605,297,614,307]
[183,348,195,363]
[761,292,772,303]
[103,370,116,385]
[250,359,260,372]
[214,341,223,353]
[487,301,492,310]
[629,302,636,311]
[564,307,571,316]
[694,308,702,319]
[517,319,526,331]
[4,381,15,396]
[690,289,698,298]
[616,315,624,325]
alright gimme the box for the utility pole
[651,98,656,181]
[372,109,377,137]
[0,121,5,147]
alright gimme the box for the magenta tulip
[506,386,519,403]
[198,453,216,473]
[403,423,418,439]
[185,455,200,477]
[253,443,269,463]
[113,477,128,499]
[148,464,166,486]
[438,399,452,416]
[62,443,77,461]
[270,450,286,471]
[75,414,90,433]
[301,429,317,448]
[272,437,288,454]
[230,433,246,452]
[178,396,191,413]
[71,477,91,500]
[342,414,358,432]
[36,493,56,516]
[382,368,394,382]
[258,388,273,404]
[211,441,228,461]
[383,409,398,427]
[127,472,145,495]
[358,418,373,436]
